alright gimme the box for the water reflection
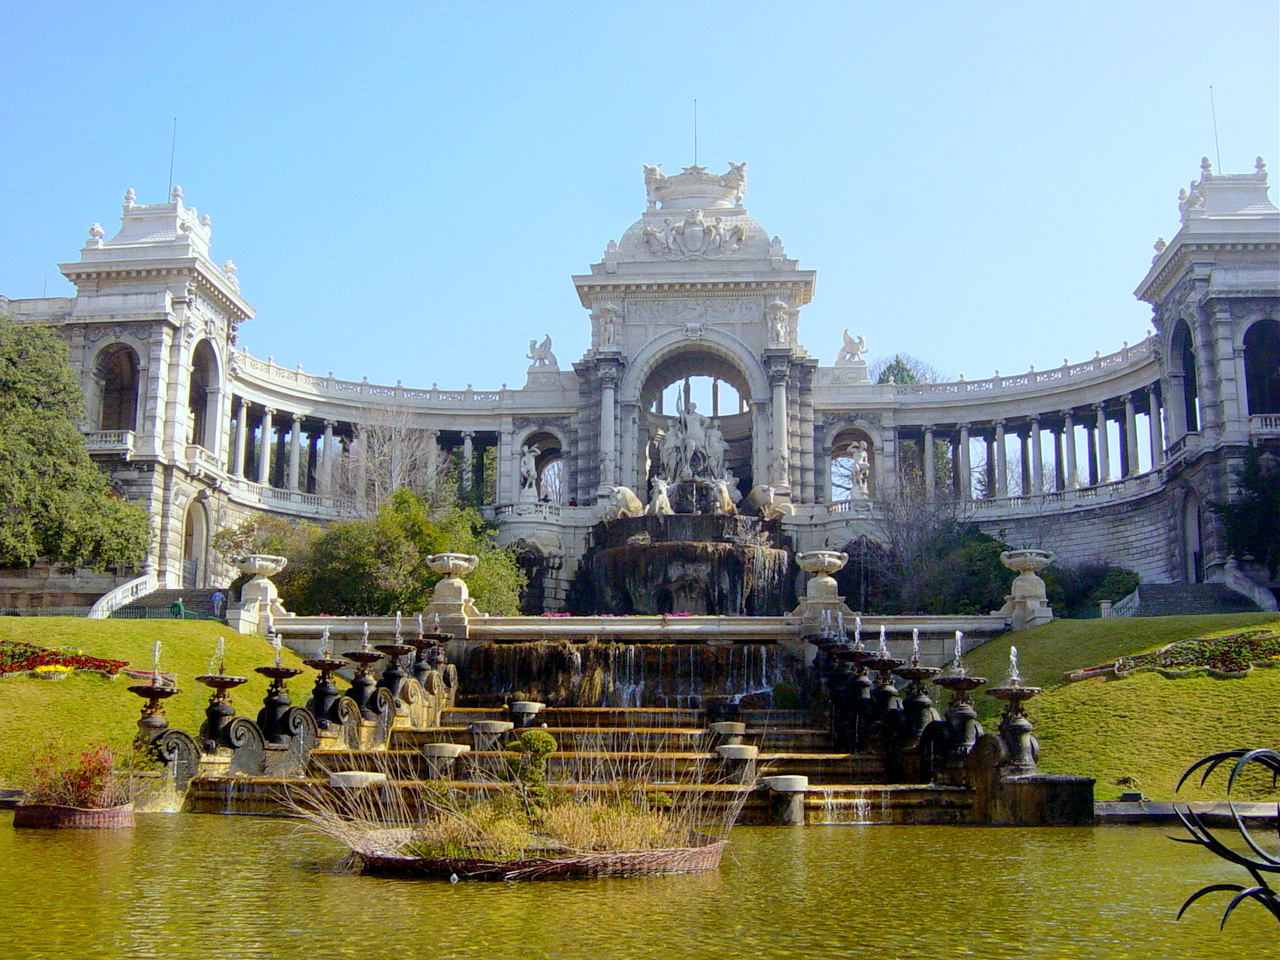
[1,813,1273,960]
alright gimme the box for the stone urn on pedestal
[229,555,295,635]
[424,553,480,638]
[993,549,1055,630]
[794,550,852,637]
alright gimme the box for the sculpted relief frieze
[626,298,761,330]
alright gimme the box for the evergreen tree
[0,317,150,568]
[1210,447,1280,579]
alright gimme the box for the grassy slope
[962,613,1280,801]
[0,618,315,788]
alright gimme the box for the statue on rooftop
[526,335,558,370]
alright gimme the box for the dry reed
[281,729,756,880]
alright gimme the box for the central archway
[628,343,760,501]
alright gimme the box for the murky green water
[1,812,1274,960]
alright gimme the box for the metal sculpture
[1173,748,1280,928]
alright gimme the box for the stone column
[425,429,440,485]
[923,426,936,499]
[288,413,303,491]
[995,420,1008,498]
[462,431,475,493]
[1148,385,1164,467]
[1052,421,1065,491]
[711,379,720,417]
[957,423,972,500]
[1123,394,1139,477]
[599,367,618,492]
[1095,404,1110,483]
[799,387,815,504]
[320,420,336,494]
[1063,410,1078,488]
[352,427,367,502]
[1019,429,1032,495]
[770,369,790,489]
[232,397,248,478]
[258,408,275,486]
[1030,416,1043,494]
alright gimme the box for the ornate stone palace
[3,159,1278,611]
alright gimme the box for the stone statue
[676,393,712,478]
[720,161,748,205]
[518,444,540,501]
[836,329,867,365]
[710,479,737,516]
[746,484,794,521]
[658,426,683,482]
[849,441,871,499]
[600,485,643,521]
[647,477,674,517]
[595,302,621,348]
[705,419,727,478]
[767,300,790,344]
[526,335,557,369]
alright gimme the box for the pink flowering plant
[21,744,133,809]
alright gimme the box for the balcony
[83,430,135,459]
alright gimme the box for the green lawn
[963,614,1280,801]
[0,618,315,788]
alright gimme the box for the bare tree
[332,403,452,517]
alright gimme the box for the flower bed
[1068,630,1280,681]
[0,640,128,678]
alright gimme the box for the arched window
[519,431,565,503]
[188,340,219,451]
[1170,321,1200,434]
[95,344,140,431]
[830,427,875,500]
[1244,318,1280,415]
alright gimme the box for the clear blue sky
[2,1,1276,389]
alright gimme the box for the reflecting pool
[0,812,1273,960]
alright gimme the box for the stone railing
[494,502,564,520]
[1107,590,1141,619]
[824,469,1163,520]
[1163,432,1201,466]
[1251,414,1280,436]
[226,476,358,519]
[184,444,224,474]
[232,351,509,405]
[87,567,158,619]
[880,336,1155,398]
[83,429,135,457]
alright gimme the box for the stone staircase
[1131,583,1263,617]
[113,588,223,620]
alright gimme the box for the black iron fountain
[405,613,453,687]
[374,613,416,697]
[343,622,384,720]
[255,634,304,744]
[195,638,252,750]
[127,641,180,748]
[985,644,1042,776]
[302,627,349,730]
[925,631,988,783]
[893,629,942,743]
[860,627,905,723]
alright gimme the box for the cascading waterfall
[453,641,803,709]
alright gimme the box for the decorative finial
[171,185,183,202]
[1153,238,1166,253]
[200,213,211,227]
[1257,157,1268,179]
[1200,156,1213,176]
[123,188,136,206]
[88,223,105,242]
[222,259,237,277]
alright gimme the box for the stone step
[312,748,884,784]
[441,706,710,728]
[390,725,835,752]
[1132,583,1261,617]
[114,588,223,620]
